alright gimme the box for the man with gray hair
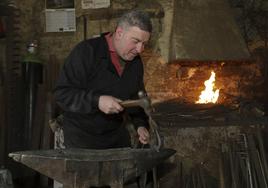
[54,9,152,149]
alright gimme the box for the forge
[152,100,268,128]
[141,18,268,185]
[150,69,268,128]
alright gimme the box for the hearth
[152,100,268,128]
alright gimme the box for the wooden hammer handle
[120,100,140,108]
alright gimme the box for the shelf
[76,0,164,20]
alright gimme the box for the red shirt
[105,33,124,76]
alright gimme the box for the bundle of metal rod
[219,129,268,188]
[184,167,212,188]
[174,162,218,188]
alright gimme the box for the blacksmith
[54,9,151,149]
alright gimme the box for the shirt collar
[105,32,116,52]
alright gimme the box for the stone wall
[16,0,166,66]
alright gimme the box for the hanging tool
[22,40,43,148]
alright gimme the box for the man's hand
[98,95,123,114]
[137,127,150,144]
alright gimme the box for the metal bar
[247,135,267,188]
[256,127,268,184]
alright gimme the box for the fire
[196,71,219,104]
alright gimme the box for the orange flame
[196,71,219,104]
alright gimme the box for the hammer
[120,91,152,114]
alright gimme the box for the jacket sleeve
[126,59,150,130]
[54,41,100,114]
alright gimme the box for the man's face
[114,26,150,61]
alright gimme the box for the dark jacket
[54,33,149,149]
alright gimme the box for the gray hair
[117,9,152,33]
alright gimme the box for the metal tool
[120,91,151,111]
[9,148,176,188]
[120,91,161,150]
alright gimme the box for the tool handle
[120,100,140,108]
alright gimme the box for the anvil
[9,148,176,188]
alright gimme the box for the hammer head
[137,91,152,114]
